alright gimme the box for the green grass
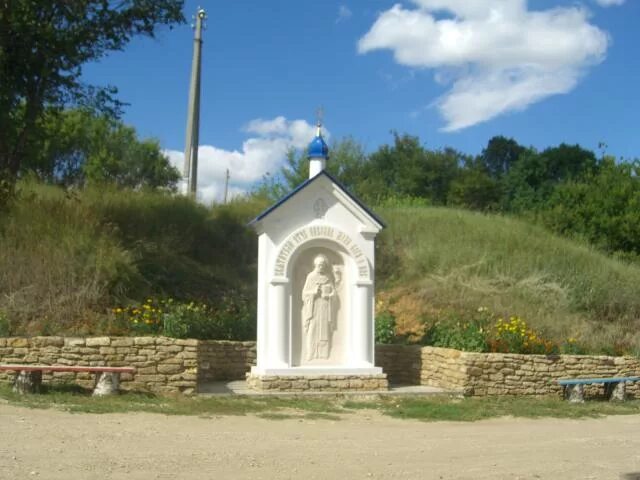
[0,383,345,417]
[377,206,640,354]
[2,384,640,422]
[0,182,259,336]
[3,183,640,352]
[368,396,640,421]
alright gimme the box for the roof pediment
[250,171,385,236]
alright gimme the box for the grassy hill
[376,206,640,354]
[0,183,263,336]
[1,184,639,354]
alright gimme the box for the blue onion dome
[308,125,329,159]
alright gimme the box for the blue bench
[558,377,640,403]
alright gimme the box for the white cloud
[594,0,625,6]
[358,0,609,131]
[165,117,322,204]
[336,5,353,23]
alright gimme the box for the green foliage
[365,134,464,205]
[0,310,10,336]
[254,137,371,203]
[560,338,586,355]
[501,144,598,213]
[2,383,640,420]
[542,158,640,257]
[375,311,397,344]
[28,109,180,189]
[0,182,257,335]
[447,166,501,211]
[423,313,488,352]
[162,295,255,341]
[378,396,640,422]
[0,182,136,334]
[378,206,640,354]
[479,135,526,178]
[0,1,184,180]
[0,172,16,210]
[490,316,558,355]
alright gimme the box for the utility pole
[223,168,230,204]
[184,7,206,198]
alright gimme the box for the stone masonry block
[64,338,85,347]
[157,364,184,375]
[111,338,134,347]
[8,338,29,348]
[86,337,111,347]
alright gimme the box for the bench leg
[609,382,626,402]
[13,371,42,394]
[93,372,120,396]
[565,384,584,403]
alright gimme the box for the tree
[501,144,598,212]
[447,167,501,211]
[0,0,184,181]
[366,134,462,205]
[24,109,180,189]
[480,136,526,179]
[253,137,371,202]
[542,157,640,257]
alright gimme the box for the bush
[489,316,558,355]
[423,316,488,352]
[421,308,565,355]
[0,310,10,336]
[108,295,256,341]
[162,295,255,341]
[375,311,397,344]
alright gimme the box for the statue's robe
[302,271,335,360]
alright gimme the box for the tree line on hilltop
[1,0,639,263]
[258,134,640,262]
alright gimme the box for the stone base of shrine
[246,371,388,392]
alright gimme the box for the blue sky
[82,0,640,202]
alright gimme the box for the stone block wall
[0,337,198,394]
[420,346,640,398]
[420,347,469,392]
[2,337,638,397]
[198,340,256,382]
[375,344,421,385]
[246,373,388,392]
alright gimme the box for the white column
[352,281,373,366]
[268,281,289,368]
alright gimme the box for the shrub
[111,298,166,336]
[423,317,488,352]
[162,295,255,341]
[109,295,256,341]
[560,338,586,355]
[375,311,397,344]
[489,316,558,355]
[0,310,10,336]
[422,307,491,352]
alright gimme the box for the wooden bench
[558,377,640,403]
[0,365,135,396]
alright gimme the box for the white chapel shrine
[247,123,388,392]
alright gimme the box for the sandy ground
[1,403,639,480]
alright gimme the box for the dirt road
[0,403,639,480]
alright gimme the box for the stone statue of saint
[302,254,337,361]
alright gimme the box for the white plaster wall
[251,174,383,376]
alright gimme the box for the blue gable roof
[249,170,386,229]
